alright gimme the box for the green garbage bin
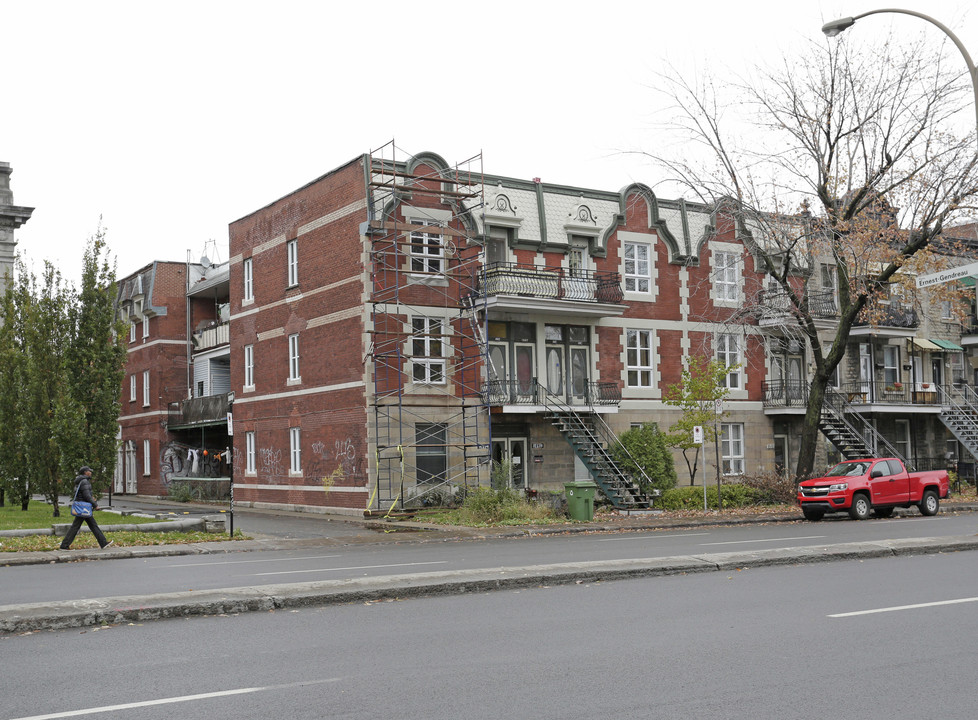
[564,480,597,521]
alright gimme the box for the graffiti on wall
[160,441,230,487]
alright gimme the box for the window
[143,439,151,476]
[129,321,136,343]
[244,344,254,388]
[142,316,149,339]
[286,239,298,287]
[243,257,254,302]
[626,329,653,388]
[245,431,256,474]
[130,374,136,402]
[288,333,300,381]
[720,423,745,475]
[715,250,739,302]
[882,346,899,385]
[624,241,651,293]
[410,219,444,273]
[142,370,150,406]
[416,423,447,484]
[289,427,301,473]
[412,317,445,383]
[716,333,741,389]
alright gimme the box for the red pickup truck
[797,458,949,521]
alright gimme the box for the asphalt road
[3,513,975,607]
[3,551,976,720]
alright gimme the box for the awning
[912,338,942,350]
[931,338,965,351]
[960,276,976,287]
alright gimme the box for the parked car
[797,458,948,521]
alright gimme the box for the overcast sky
[3,1,977,282]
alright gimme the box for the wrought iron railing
[853,302,919,328]
[478,262,624,304]
[760,289,838,319]
[483,378,621,407]
[761,380,809,408]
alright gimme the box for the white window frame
[626,329,653,388]
[245,431,256,474]
[883,345,900,386]
[286,239,298,287]
[244,344,254,389]
[411,317,445,384]
[130,374,136,402]
[243,257,254,303]
[288,333,300,382]
[142,370,150,406]
[623,241,652,294]
[142,315,149,339]
[129,321,136,343]
[143,439,151,476]
[289,426,301,474]
[410,218,445,274]
[717,333,741,389]
[720,423,745,475]
[715,250,740,302]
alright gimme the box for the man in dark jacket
[59,466,113,550]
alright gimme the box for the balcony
[168,393,232,429]
[474,262,626,317]
[192,321,229,352]
[851,303,919,338]
[762,379,957,412]
[483,379,621,409]
[759,289,837,327]
[762,380,810,410]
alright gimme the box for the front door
[491,437,528,489]
[773,434,789,475]
[787,355,804,404]
[859,344,873,399]
[546,345,564,397]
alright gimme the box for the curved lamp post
[823,8,978,140]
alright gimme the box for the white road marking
[254,560,448,576]
[829,596,978,618]
[699,535,825,546]
[597,533,711,542]
[9,678,340,720]
[166,554,341,567]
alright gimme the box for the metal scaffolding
[365,141,490,510]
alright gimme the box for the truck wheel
[919,490,939,516]
[849,493,872,520]
[802,507,824,521]
[873,507,894,518]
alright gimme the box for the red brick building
[226,148,772,514]
[115,259,231,495]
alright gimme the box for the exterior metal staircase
[820,389,912,468]
[939,385,978,464]
[538,383,653,510]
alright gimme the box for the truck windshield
[824,462,869,477]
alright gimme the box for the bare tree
[651,34,978,478]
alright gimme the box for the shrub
[659,483,764,510]
[737,471,799,505]
[612,423,678,493]
[457,486,557,525]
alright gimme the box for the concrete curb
[3,534,978,634]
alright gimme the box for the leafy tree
[17,261,78,513]
[63,229,128,498]
[662,356,733,486]
[612,422,677,493]
[0,229,127,515]
[652,33,978,478]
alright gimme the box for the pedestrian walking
[60,466,113,550]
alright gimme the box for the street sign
[915,260,978,288]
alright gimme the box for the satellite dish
[200,255,211,269]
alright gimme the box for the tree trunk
[796,374,829,479]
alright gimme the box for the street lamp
[822,8,978,140]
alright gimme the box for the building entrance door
[491,437,527,489]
